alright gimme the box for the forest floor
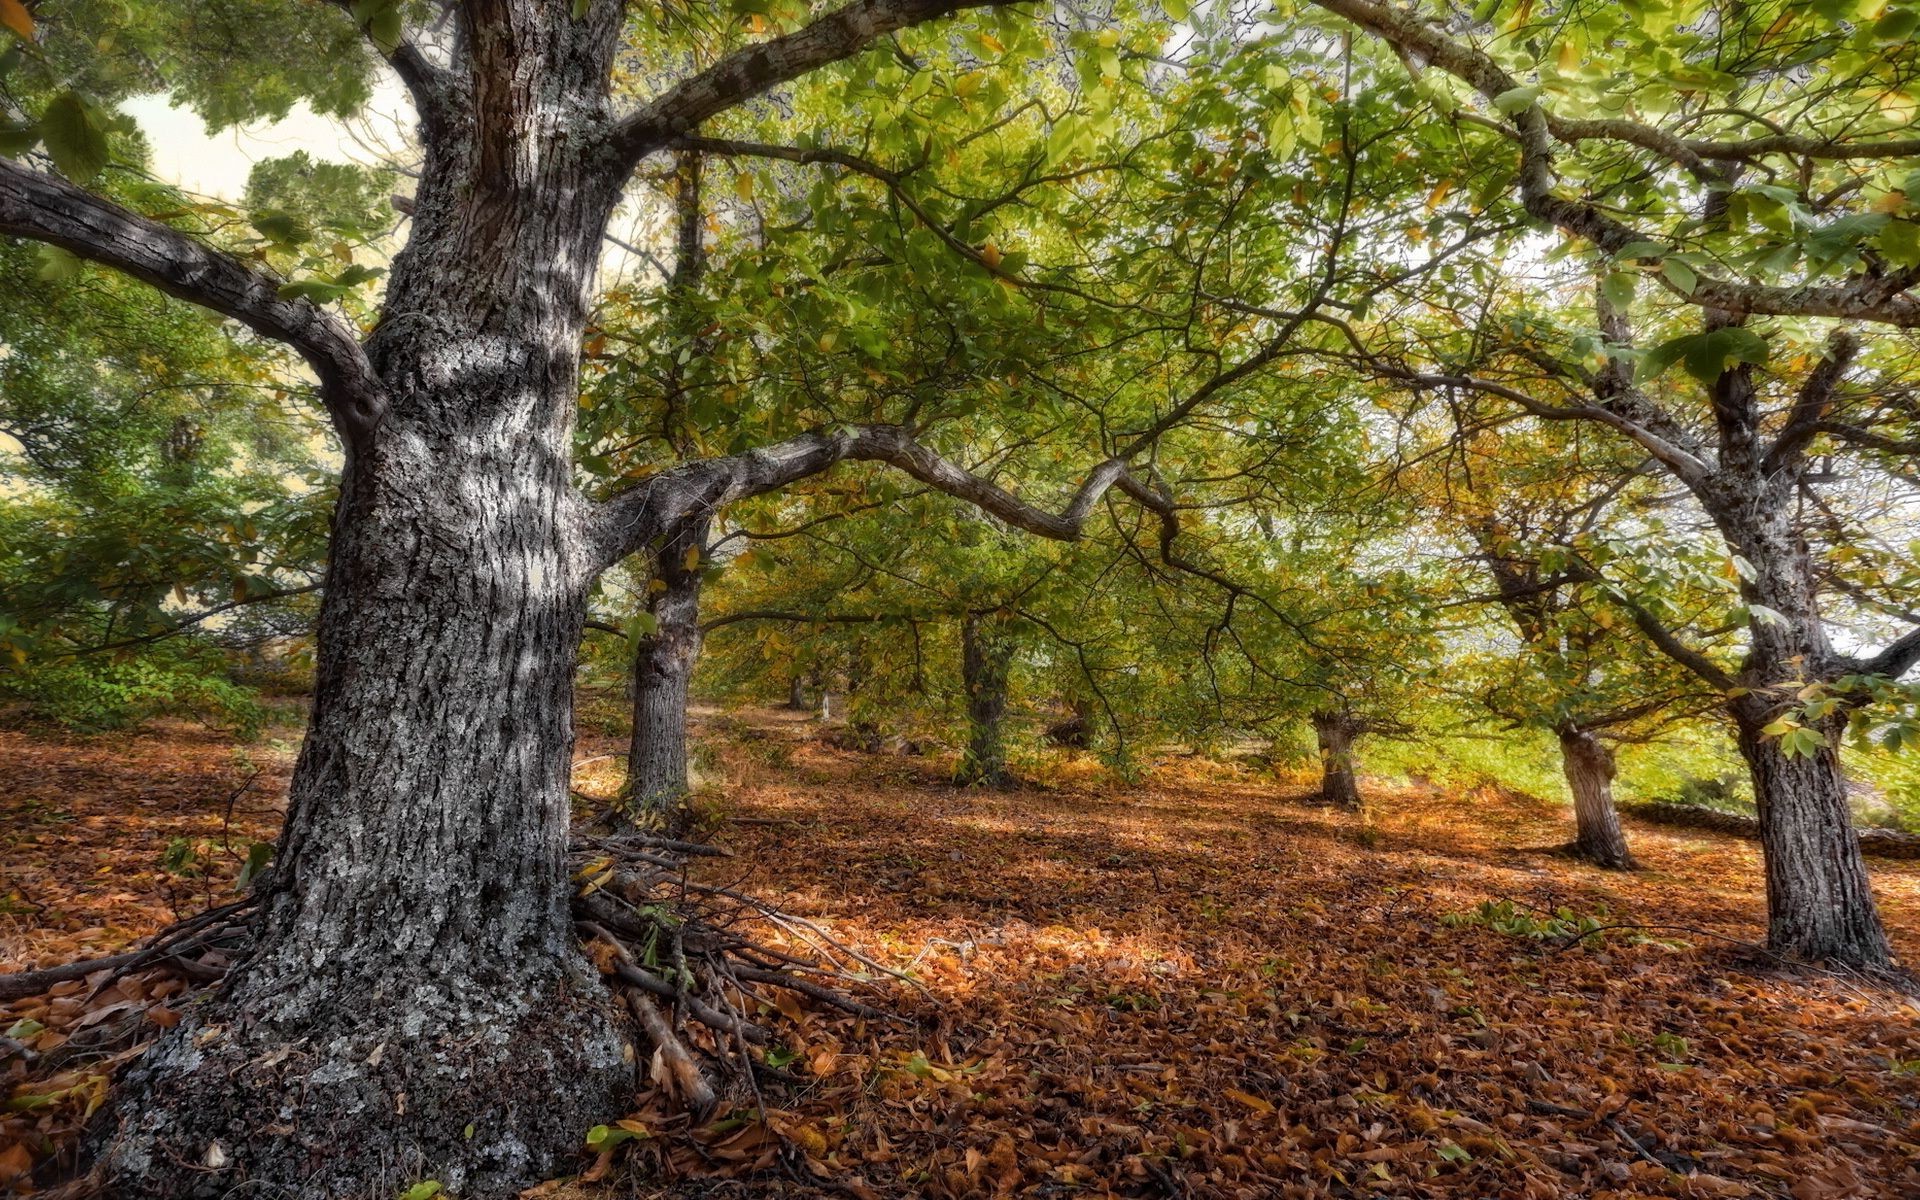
[4,707,1919,1199]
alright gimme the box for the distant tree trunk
[1045,696,1094,748]
[786,673,807,710]
[1557,726,1636,869]
[1311,710,1362,809]
[958,611,1016,787]
[626,517,709,827]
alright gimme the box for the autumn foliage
[6,711,1917,1198]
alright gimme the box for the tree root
[1,822,899,1180]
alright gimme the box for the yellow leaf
[682,545,701,572]
[1225,1087,1274,1114]
[0,0,33,41]
[979,32,1004,54]
[981,240,1003,270]
[735,170,755,202]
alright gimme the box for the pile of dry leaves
[4,711,1918,1198]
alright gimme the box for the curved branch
[0,159,386,449]
[610,0,1019,166]
[1314,0,1920,327]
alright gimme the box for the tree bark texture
[1557,727,1636,870]
[1707,454,1890,967]
[627,517,709,826]
[958,611,1016,787]
[99,6,643,1195]
[1311,711,1363,810]
[1733,707,1890,966]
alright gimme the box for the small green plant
[1650,1031,1692,1066]
[1441,899,1609,946]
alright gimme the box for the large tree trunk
[957,611,1016,787]
[1712,475,1890,968]
[99,10,640,1195]
[1311,711,1362,809]
[1734,706,1890,966]
[1557,727,1636,870]
[627,518,709,827]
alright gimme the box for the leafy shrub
[3,653,264,737]
[1441,899,1608,946]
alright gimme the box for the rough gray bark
[627,518,709,826]
[787,674,809,710]
[958,611,1016,787]
[1732,709,1890,963]
[1557,727,1636,870]
[1311,711,1363,810]
[96,8,645,1194]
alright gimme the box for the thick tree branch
[701,609,914,633]
[1851,628,1920,681]
[1765,329,1860,473]
[610,0,1020,166]
[0,159,386,449]
[589,424,1133,570]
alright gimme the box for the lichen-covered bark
[627,518,709,825]
[1708,461,1889,966]
[1557,727,1635,870]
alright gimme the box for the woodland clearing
[5,709,1917,1199]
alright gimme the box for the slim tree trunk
[787,673,808,710]
[1734,706,1890,965]
[957,611,1016,787]
[1311,710,1362,809]
[626,518,708,827]
[1558,727,1636,869]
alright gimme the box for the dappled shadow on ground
[654,711,1919,1199]
[4,709,1918,1199]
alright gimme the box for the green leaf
[1600,271,1636,311]
[1163,0,1190,20]
[1491,85,1541,115]
[395,1184,443,1200]
[277,279,350,304]
[236,841,274,890]
[1878,219,1920,269]
[585,1124,637,1151]
[250,208,314,247]
[1659,258,1697,295]
[352,0,404,54]
[41,92,110,183]
[35,245,81,282]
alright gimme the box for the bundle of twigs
[2,826,901,1120]
[568,827,903,1114]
